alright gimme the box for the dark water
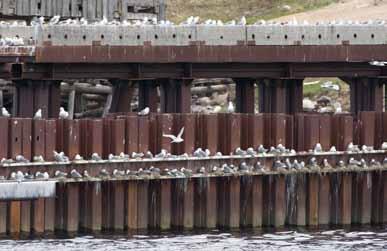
[2,227,387,251]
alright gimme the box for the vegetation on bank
[167,0,339,24]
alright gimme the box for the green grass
[247,0,338,22]
[303,78,348,98]
[167,0,339,24]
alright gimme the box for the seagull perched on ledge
[34,109,42,119]
[1,107,10,117]
[163,127,184,143]
[138,107,150,116]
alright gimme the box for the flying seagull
[163,127,184,143]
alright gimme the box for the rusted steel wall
[1,164,387,236]
[0,112,387,161]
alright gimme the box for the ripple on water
[2,227,387,251]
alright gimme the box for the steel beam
[138,79,158,112]
[348,78,384,114]
[235,78,255,113]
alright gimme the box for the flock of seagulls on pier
[0,15,386,47]
[0,14,385,29]
[1,106,69,119]
[0,141,387,182]
[24,15,387,27]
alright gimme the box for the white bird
[381,142,387,150]
[227,101,235,113]
[314,143,323,153]
[163,127,184,143]
[239,16,247,25]
[33,155,44,162]
[49,15,60,25]
[59,107,69,119]
[329,146,337,152]
[11,171,24,183]
[1,107,10,117]
[138,107,150,116]
[80,17,88,25]
[91,153,102,161]
[70,169,82,179]
[15,155,29,163]
[74,154,83,161]
[39,16,45,25]
[55,170,67,178]
[34,109,42,119]
[35,171,49,180]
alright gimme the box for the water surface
[2,227,387,250]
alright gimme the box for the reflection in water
[2,227,387,251]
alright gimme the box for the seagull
[382,142,387,150]
[181,167,192,177]
[329,146,337,152]
[246,147,257,155]
[36,171,49,180]
[239,162,249,173]
[227,101,235,113]
[59,107,69,119]
[119,152,129,160]
[74,154,83,161]
[70,169,82,179]
[80,17,88,25]
[221,164,234,174]
[257,145,267,154]
[149,166,161,177]
[323,159,332,169]
[370,159,381,168]
[99,169,110,178]
[49,15,60,25]
[24,172,34,180]
[155,149,168,158]
[198,167,206,174]
[254,162,264,172]
[293,160,303,170]
[145,151,153,159]
[314,143,323,153]
[163,127,184,144]
[113,169,125,178]
[34,109,42,119]
[131,152,144,159]
[39,16,45,25]
[1,107,10,117]
[369,61,386,67]
[55,170,67,178]
[138,107,150,116]
[239,16,247,25]
[215,152,223,157]
[15,155,29,163]
[91,153,102,161]
[235,147,247,156]
[33,155,44,162]
[10,171,24,183]
[83,170,90,178]
[53,151,69,162]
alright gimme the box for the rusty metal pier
[0,22,386,237]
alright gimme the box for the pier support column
[109,79,133,113]
[348,78,383,114]
[14,80,61,118]
[234,78,255,113]
[159,79,192,113]
[258,79,303,114]
[138,79,158,112]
